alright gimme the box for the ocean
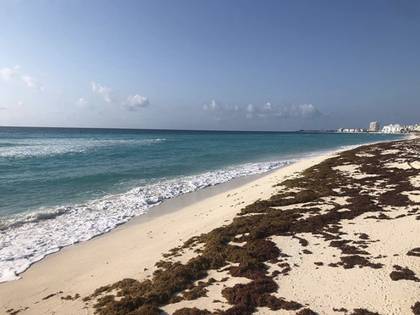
[0,127,402,282]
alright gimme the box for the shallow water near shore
[0,127,402,282]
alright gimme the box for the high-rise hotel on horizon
[369,121,380,132]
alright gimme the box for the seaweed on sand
[350,309,380,315]
[390,265,420,282]
[296,309,319,315]
[173,308,212,315]
[407,247,420,257]
[86,139,419,315]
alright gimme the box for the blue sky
[0,0,419,130]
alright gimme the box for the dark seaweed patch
[173,308,212,315]
[6,307,29,315]
[339,255,383,269]
[390,265,420,282]
[350,309,380,315]
[42,291,63,300]
[296,308,319,315]
[407,247,420,257]
[61,293,80,300]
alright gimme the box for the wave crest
[0,138,166,158]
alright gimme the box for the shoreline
[0,145,344,314]
[0,157,291,283]
[0,135,416,314]
[1,136,399,284]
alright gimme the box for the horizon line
[0,124,338,134]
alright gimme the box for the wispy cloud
[0,100,24,110]
[0,65,44,91]
[21,75,44,91]
[91,81,112,103]
[0,66,20,81]
[125,94,150,111]
[89,81,150,111]
[76,97,88,107]
[203,100,322,120]
[202,99,219,111]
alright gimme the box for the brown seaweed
[86,138,419,315]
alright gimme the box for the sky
[0,0,420,131]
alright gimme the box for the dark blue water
[0,127,402,281]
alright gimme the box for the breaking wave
[0,138,166,158]
[0,158,292,282]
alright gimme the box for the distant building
[336,127,365,133]
[401,124,420,133]
[382,124,402,134]
[368,121,380,132]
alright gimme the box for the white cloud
[0,65,44,91]
[91,81,112,103]
[125,94,149,111]
[76,97,88,107]
[263,102,272,111]
[209,99,218,110]
[203,99,322,120]
[0,66,20,81]
[296,104,318,116]
[245,104,255,119]
[21,75,44,91]
[89,81,150,112]
[203,99,219,111]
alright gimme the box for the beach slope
[2,138,419,315]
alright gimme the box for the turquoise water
[0,127,402,281]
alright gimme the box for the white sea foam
[0,159,292,282]
[0,138,166,158]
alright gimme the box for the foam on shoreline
[0,135,409,284]
[0,159,292,283]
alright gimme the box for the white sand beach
[0,150,333,314]
[1,138,419,315]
